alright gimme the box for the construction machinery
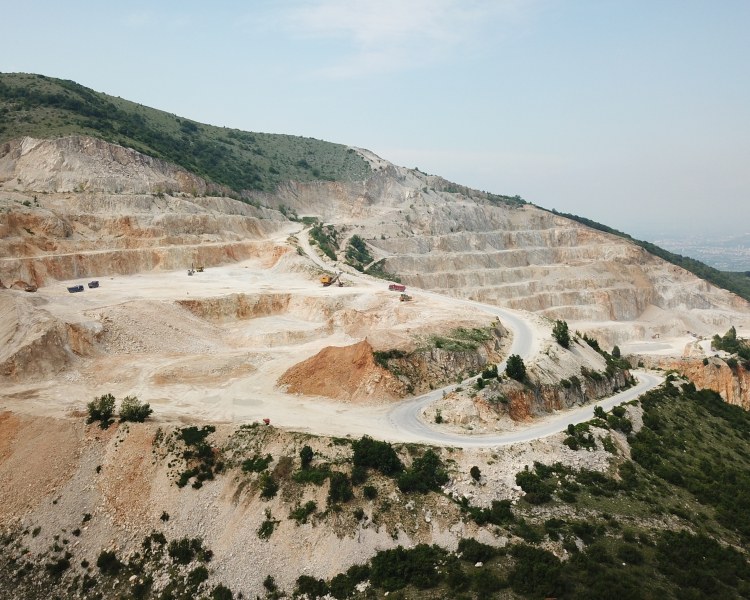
[320,272,341,287]
[196,266,204,272]
[399,293,412,302]
[388,283,406,292]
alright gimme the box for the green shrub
[45,556,71,577]
[370,544,448,591]
[328,564,371,599]
[87,393,115,427]
[515,468,553,504]
[397,449,448,494]
[508,544,562,598]
[179,425,215,445]
[295,575,329,599]
[328,472,353,504]
[352,436,403,476]
[553,320,570,348]
[344,234,373,271]
[505,354,526,382]
[257,519,277,539]
[363,485,378,499]
[242,453,273,473]
[96,550,122,575]
[259,472,278,499]
[300,445,313,469]
[187,565,209,587]
[473,568,505,597]
[293,465,330,485]
[290,500,317,524]
[168,537,211,564]
[211,584,233,600]
[481,364,498,379]
[470,466,481,481]
[119,395,153,422]
[457,538,496,563]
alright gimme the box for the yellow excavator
[320,272,342,287]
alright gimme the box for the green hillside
[0,73,371,193]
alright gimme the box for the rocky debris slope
[0,412,620,600]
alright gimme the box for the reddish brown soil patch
[278,339,404,403]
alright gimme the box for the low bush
[352,436,403,475]
[87,393,115,428]
[397,449,448,493]
[242,453,273,473]
[96,550,122,575]
[328,472,353,504]
[290,501,317,524]
[119,395,153,422]
[458,538,496,563]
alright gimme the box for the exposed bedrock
[270,171,750,338]
[637,355,750,410]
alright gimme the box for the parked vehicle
[67,285,84,293]
[388,283,406,292]
[87,280,99,288]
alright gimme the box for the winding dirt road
[295,226,664,447]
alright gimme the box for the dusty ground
[0,235,527,442]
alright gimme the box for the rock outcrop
[637,355,750,410]
[0,136,290,286]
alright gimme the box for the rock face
[0,136,289,286]
[0,136,226,196]
[377,325,507,396]
[638,355,750,410]
[0,292,74,380]
[505,369,633,421]
[2,135,749,345]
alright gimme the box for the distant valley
[654,232,750,272]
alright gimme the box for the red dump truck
[388,283,406,292]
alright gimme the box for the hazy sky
[5,0,749,239]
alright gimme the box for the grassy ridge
[549,208,750,303]
[0,73,371,193]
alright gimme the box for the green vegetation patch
[309,223,339,261]
[0,73,371,194]
[343,234,373,271]
[430,326,493,352]
[632,382,750,542]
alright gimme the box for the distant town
[654,232,750,272]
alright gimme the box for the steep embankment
[0,136,290,286]
[637,355,750,410]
